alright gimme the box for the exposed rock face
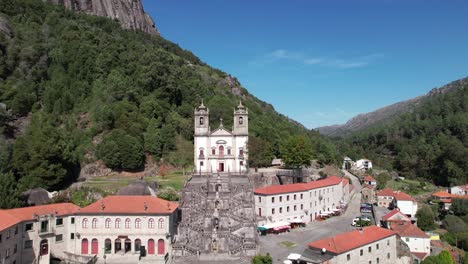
[47,0,158,35]
[317,77,468,136]
[0,15,13,38]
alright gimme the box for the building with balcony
[254,176,350,225]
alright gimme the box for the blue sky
[142,0,468,128]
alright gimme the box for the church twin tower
[194,101,248,174]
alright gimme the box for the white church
[194,101,248,174]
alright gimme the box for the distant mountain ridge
[317,77,468,137]
[47,0,158,35]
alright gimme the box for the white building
[0,196,178,264]
[254,176,350,225]
[194,101,248,174]
[300,226,400,264]
[390,222,430,263]
[392,191,418,218]
[450,185,468,195]
[356,159,373,171]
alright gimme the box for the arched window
[105,218,111,229]
[227,148,231,155]
[105,239,111,253]
[158,218,164,229]
[157,239,165,255]
[211,148,215,155]
[239,116,243,125]
[135,239,141,252]
[239,148,244,156]
[199,117,204,125]
[40,239,48,256]
[114,238,121,253]
[115,218,121,228]
[219,146,224,157]
[91,238,98,254]
[82,218,88,229]
[148,218,155,229]
[125,218,131,228]
[199,149,204,157]
[135,218,141,229]
[81,239,88,255]
[92,218,98,228]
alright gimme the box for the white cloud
[252,50,383,69]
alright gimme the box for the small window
[239,116,243,125]
[125,218,131,229]
[227,148,231,155]
[279,207,282,213]
[82,218,88,229]
[115,218,121,228]
[377,258,380,264]
[56,234,63,242]
[200,161,204,166]
[347,254,350,261]
[300,194,303,199]
[240,161,244,166]
[105,218,111,229]
[71,217,75,224]
[360,249,363,256]
[158,218,164,229]
[14,226,18,235]
[387,253,390,259]
[212,148,216,155]
[301,204,303,210]
[14,244,17,253]
[294,194,297,200]
[70,233,75,240]
[387,240,390,245]
[376,243,379,250]
[294,205,297,211]
[272,197,275,203]
[272,208,275,214]
[25,223,33,231]
[199,117,204,125]
[24,240,33,249]
[287,195,290,201]
[368,246,371,252]
[199,149,204,157]
[148,218,155,229]
[7,230,10,239]
[239,149,244,156]
[92,218,98,229]
[258,197,261,203]
[287,206,290,212]
[56,218,63,226]
[135,218,142,229]
[405,237,409,242]
[279,196,282,202]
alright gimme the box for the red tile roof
[342,178,349,186]
[432,191,468,199]
[0,203,80,232]
[377,188,395,197]
[308,226,396,254]
[382,209,411,222]
[390,222,429,238]
[78,196,178,215]
[254,176,343,195]
[412,252,428,260]
[393,190,415,201]
[364,175,376,182]
[363,184,375,189]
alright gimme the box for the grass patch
[385,178,437,196]
[278,241,297,248]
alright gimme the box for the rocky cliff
[47,0,158,35]
[317,77,468,137]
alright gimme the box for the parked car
[360,208,372,213]
[351,217,371,226]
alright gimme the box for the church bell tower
[194,100,209,136]
[233,101,248,135]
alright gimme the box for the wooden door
[148,239,155,254]
[81,239,88,255]
[157,239,165,255]
[91,239,98,254]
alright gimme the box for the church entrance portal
[218,163,224,172]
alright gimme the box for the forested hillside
[0,0,338,208]
[338,82,468,186]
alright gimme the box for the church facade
[194,101,248,174]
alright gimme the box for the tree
[251,253,273,264]
[376,172,391,190]
[157,186,179,201]
[167,136,193,175]
[415,205,436,231]
[0,172,21,209]
[443,215,466,234]
[97,129,144,171]
[281,136,313,168]
[451,199,468,216]
[422,250,454,264]
[248,136,274,168]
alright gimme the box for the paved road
[258,170,363,263]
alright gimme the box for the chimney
[144,202,148,212]
[100,201,105,211]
